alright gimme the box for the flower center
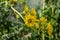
[28,19,32,23]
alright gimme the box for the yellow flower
[23,11,30,15]
[31,8,36,16]
[47,23,52,36]
[24,14,36,27]
[24,5,30,15]
[31,8,37,18]
[40,17,47,22]
[35,23,40,29]
[24,5,28,12]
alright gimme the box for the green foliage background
[0,0,60,40]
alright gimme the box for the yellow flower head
[24,14,36,27]
[40,17,47,22]
[23,11,30,15]
[31,8,36,16]
[24,5,28,12]
[35,23,40,29]
[31,8,37,18]
[47,23,52,36]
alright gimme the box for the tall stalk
[42,0,45,40]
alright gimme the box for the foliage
[0,0,60,40]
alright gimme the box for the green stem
[49,36,51,40]
[52,7,54,17]
[42,0,45,16]
[42,0,45,40]
[42,26,45,40]
[11,6,24,21]
[5,1,24,21]
[42,0,45,10]
[50,5,54,17]
[49,35,52,40]
[42,31,44,40]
